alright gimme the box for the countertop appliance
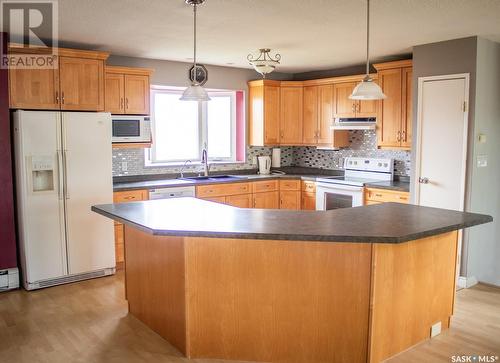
[258,156,272,175]
[316,157,394,210]
[111,114,151,143]
[330,117,376,130]
[14,111,115,290]
[149,186,195,200]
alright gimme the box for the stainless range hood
[330,117,376,130]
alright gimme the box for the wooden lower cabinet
[253,191,279,209]
[365,187,409,204]
[301,192,316,210]
[113,189,148,266]
[226,194,253,208]
[280,191,301,210]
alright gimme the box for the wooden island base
[123,226,458,363]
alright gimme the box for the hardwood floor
[0,272,498,363]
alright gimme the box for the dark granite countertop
[364,180,410,193]
[112,167,343,192]
[92,198,492,243]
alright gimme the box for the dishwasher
[148,186,196,200]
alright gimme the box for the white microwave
[111,115,151,143]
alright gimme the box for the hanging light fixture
[350,0,386,100]
[180,0,210,101]
[247,48,281,78]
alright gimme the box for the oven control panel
[344,157,394,173]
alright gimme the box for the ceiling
[55,0,500,73]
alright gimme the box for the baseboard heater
[26,268,115,290]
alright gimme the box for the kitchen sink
[180,175,247,182]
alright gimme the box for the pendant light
[180,0,210,101]
[247,48,281,78]
[350,0,386,100]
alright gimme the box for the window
[148,88,243,165]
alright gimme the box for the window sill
[144,160,247,168]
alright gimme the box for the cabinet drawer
[365,188,409,204]
[302,180,316,193]
[113,189,148,203]
[196,182,251,198]
[279,179,300,191]
[252,180,279,193]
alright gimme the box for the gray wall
[466,38,500,286]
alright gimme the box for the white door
[14,111,67,283]
[415,75,469,210]
[62,112,115,274]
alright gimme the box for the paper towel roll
[272,148,281,168]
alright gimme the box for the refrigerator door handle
[63,150,70,199]
[57,150,64,200]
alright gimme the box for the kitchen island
[92,198,491,363]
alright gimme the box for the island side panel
[124,226,187,354]
[368,231,459,363]
[184,237,372,363]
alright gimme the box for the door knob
[419,177,429,184]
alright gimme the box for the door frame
[414,73,470,210]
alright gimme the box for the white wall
[466,38,500,286]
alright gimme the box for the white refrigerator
[14,110,115,290]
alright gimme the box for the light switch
[477,155,488,168]
[478,134,487,143]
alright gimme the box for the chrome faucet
[180,160,192,178]
[201,147,210,176]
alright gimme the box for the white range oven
[316,157,394,210]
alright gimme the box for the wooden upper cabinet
[401,67,413,148]
[105,66,152,115]
[376,68,402,148]
[59,56,105,111]
[374,60,413,149]
[248,80,280,146]
[280,84,303,144]
[333,82,357,118]
[317,84,334,144]
[356,92,378,117]
[302,86,318,144]
[9,67,60,110]
[104,73,124,114]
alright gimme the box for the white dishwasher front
[148,186,196,200]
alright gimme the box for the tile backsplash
[112,130,410,177]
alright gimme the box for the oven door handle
[316,182,364,192]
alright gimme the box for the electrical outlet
[430,321,441,337]
[477,155,488,168]
[252,156,257,165]
[121,161,128,171]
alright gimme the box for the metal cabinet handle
[419,177,429,184]
[401,130,406,141]
[61,91,65,104]
[121,98,124,110]
[126,98,129,109]
[55,91,59,104]
[396,131,402,142]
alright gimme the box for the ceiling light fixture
[180,0,210,101]
[350,0,386,100]
[247,48,281,78]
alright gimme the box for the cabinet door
[333,82,357,118]
[356,82,378,117]
[253,191,279,209]
[302,86,318,144]
[301,192,316,210]
[124,74,150,115]
[59,56,104,111]
[105,73,124,114]
[264,86,280,145]
[280,86,303,144]
[377,68,402,148]
[280,191,301,210]
[226,194,252,208]
[401,67,412,148]
[9,67,60,109]
[317,84,334,144]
